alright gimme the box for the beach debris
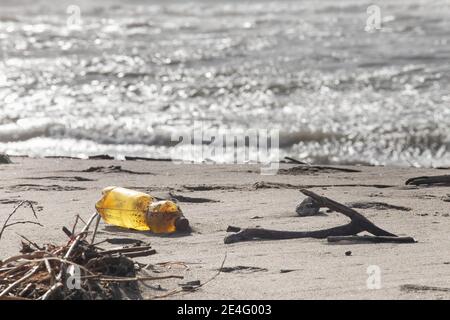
[284,156,309,165]
[102,238,146,245]
[0,199,43,211]
[345,251,352,256]
[178,280,201,291]
[3,184,86,192]
[406,175,450,186]
[282,156,361,174]
[279,165,361,175]
[400,284,450,293]
[81,165,154,175]
[0,153,12,164]
[280,269,297,273]
[347,201,411,212]
[0,211,183,300]
[154,192,218,203]
[96,187,190,233]
[219,266,268,274]
[253,181,393,190]
[24,176,94,182]
[296,197,321,216]
[224,189,416,244]
[152,254,227,299]
[88,154,115,160]
[328,236,415,244]
[182,181,394,192]
[45,156,81,160]
[124,156,172,162]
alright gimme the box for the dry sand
[1,156,450,299]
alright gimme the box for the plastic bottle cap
[175,217,190,232]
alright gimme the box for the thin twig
[0,264,41,297]
[4,221,43,229]
[71,215,80,236]
[200,252,227,288]
[30,257,96,276]
[64,212,98,259]
[101,246,154,255]
[0,201,41,241]
[44,259,55,285]
[90,214,101,245]
[15,233,43,250]
[81,275,184,282]
[154,253,227,299]
[0,251,48,267]
[18,283,34,297]
[40,282,63,300]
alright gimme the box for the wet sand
[1,156,450,299]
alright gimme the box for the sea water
[0,0,449,166]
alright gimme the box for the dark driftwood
[401,284,450,293]
[284,156,308,165]
[406,175,450,186]
[327,236,416,244]
[283,157,361,173]
[224,189,413,244]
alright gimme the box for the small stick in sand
[90,213,101,244]
[401,284,450,293]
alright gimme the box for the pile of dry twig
[0,203,182,300]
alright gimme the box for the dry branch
[0,211,182,300]
[224,189,415,244]
[327,235,416,244]
[406,175,450,186]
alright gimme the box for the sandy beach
[1,156,450,299]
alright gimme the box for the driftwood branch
[224,189,414,244]
[327,235,416,244]
[301,189,396,237]
[406,175,450,186]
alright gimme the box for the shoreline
[1,157,450,299]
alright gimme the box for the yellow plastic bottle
[95,186,189,233]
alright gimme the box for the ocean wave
[1,0,449,166]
